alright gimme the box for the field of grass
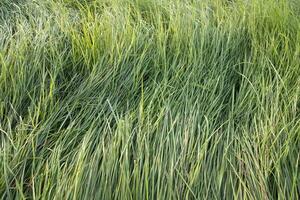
[0,0,299,199]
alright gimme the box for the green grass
[0,0,299,199]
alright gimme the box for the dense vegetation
[0,0,299,199]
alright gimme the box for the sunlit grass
[0,0,299,199]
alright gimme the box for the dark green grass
[0,0,299,199]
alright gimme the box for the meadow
[0,0,299,199]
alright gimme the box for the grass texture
[0,0,299,199]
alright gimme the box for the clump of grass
[0,0,299,199]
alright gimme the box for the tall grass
[0,0,299,199]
